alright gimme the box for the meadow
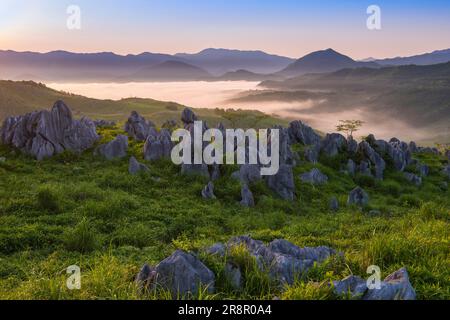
[0,125,448,300]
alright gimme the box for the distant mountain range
[275,48,380,77]
[1,47,450,82]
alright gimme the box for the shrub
[378,180,402,197]
[354,174,376,188]
[64,218,99,253]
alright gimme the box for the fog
[47,81,430,142]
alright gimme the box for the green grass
[0,126,449,300]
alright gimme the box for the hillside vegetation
[0,80,287,129]
[0,124,449,300]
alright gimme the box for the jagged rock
[228,236,335,285]
[143,128,173,161]
[201,182,216,199]
[135,264,157,292]
[224,262,242,290]
[409,141,418,153]
[347,159,356,176]
[266,164,295,201]
[300,168,328,185]
[363,268,416,300]
[205,243,226,256]
[418,147,439,155]
[96,135,128,160]
[237,164,262,184]
[277,127,295,165]
[128,156,149,175]
[348,187,369,207]
[404,172,422,186]
[93,119,116,128]
[391,148,407,171]
[358,160,372,177]
[416,163,429,177]
[240,184,255,207]
[152,250,215,298]
[288,120,321,146]
[0,100,99,160]
[304,146,319,163]
[181,164,210,178]
[330,197,339,211]
[347,136,358,154]
[211,164,221,181]
[181,107,198,125]
[124,111,155,141]
[358,141,385,179]
[321,133,347,157]
[332,275,368,298]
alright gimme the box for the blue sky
[1,0,450,59]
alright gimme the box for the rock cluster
[143,128,173,161]
[96,135,128,160]
[300,168,328,185]
[332,267,416,300]
[124,111,155,141]
[0,100,99,160]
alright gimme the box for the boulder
[347,187,369,207]
[124,111,155,141]
[96,135,128,160]
[205,243,226,256]
[240,184,255,207]
[347,159,356,176]
[153,250,215,298]
[409,141,418,153]
[363,268,416,300]
[416,163,429,177]
[0,100,99,160]
[237,164,262,184]
[358,141,385,179]
[300,168,328,185]
[266,164,295,201]
[288,120,321,146]
[358,160,372,177]
[128,156,149,175]
[347,136,358,154]
[135,263,157,292]
[201,181,216,200]
[304,146,319,163]
[332,275,368,298]
[228,236,335,285]
[404,172,422,187]
[329,197,339,212]
[181,107,198,125]
[93,119,116,128]
[211,164,221,181]
[143,128,173,161]
[181,164,210,178]
[321,133,347,157]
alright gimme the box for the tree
[336,120,365,138]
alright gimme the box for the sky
[1,0,450,59]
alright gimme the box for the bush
[64,218,99,253]
[354,174,376,188]
[37,186,60,213]
[378,180,401,197]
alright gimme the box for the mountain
[275,48,379,77]
[0,50,183,82]
[375,48,450,66]
[119,60,212,82]
[215,69,283,81]
[175,48,294,75]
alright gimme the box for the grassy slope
[0,126,448,300]
[0,80,288,129]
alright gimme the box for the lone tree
[336,120,365,138]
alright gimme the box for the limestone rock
[404,172,422,186]
[300,168,328,185]
[347,187,369,207]
[143,128,173,161]
[0,100,99,160]
[96,135,128,160]
[240,184,255,207]
[330,197,339,212]
[201,181,216,199]
[128,156,149,175]
[153,250,215,298]
[321,133,347,157]
[266,164,295,201]
[363,268,416,300]
[124,111,155,141]
[332,275,368,298]
[181,108,198,125]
